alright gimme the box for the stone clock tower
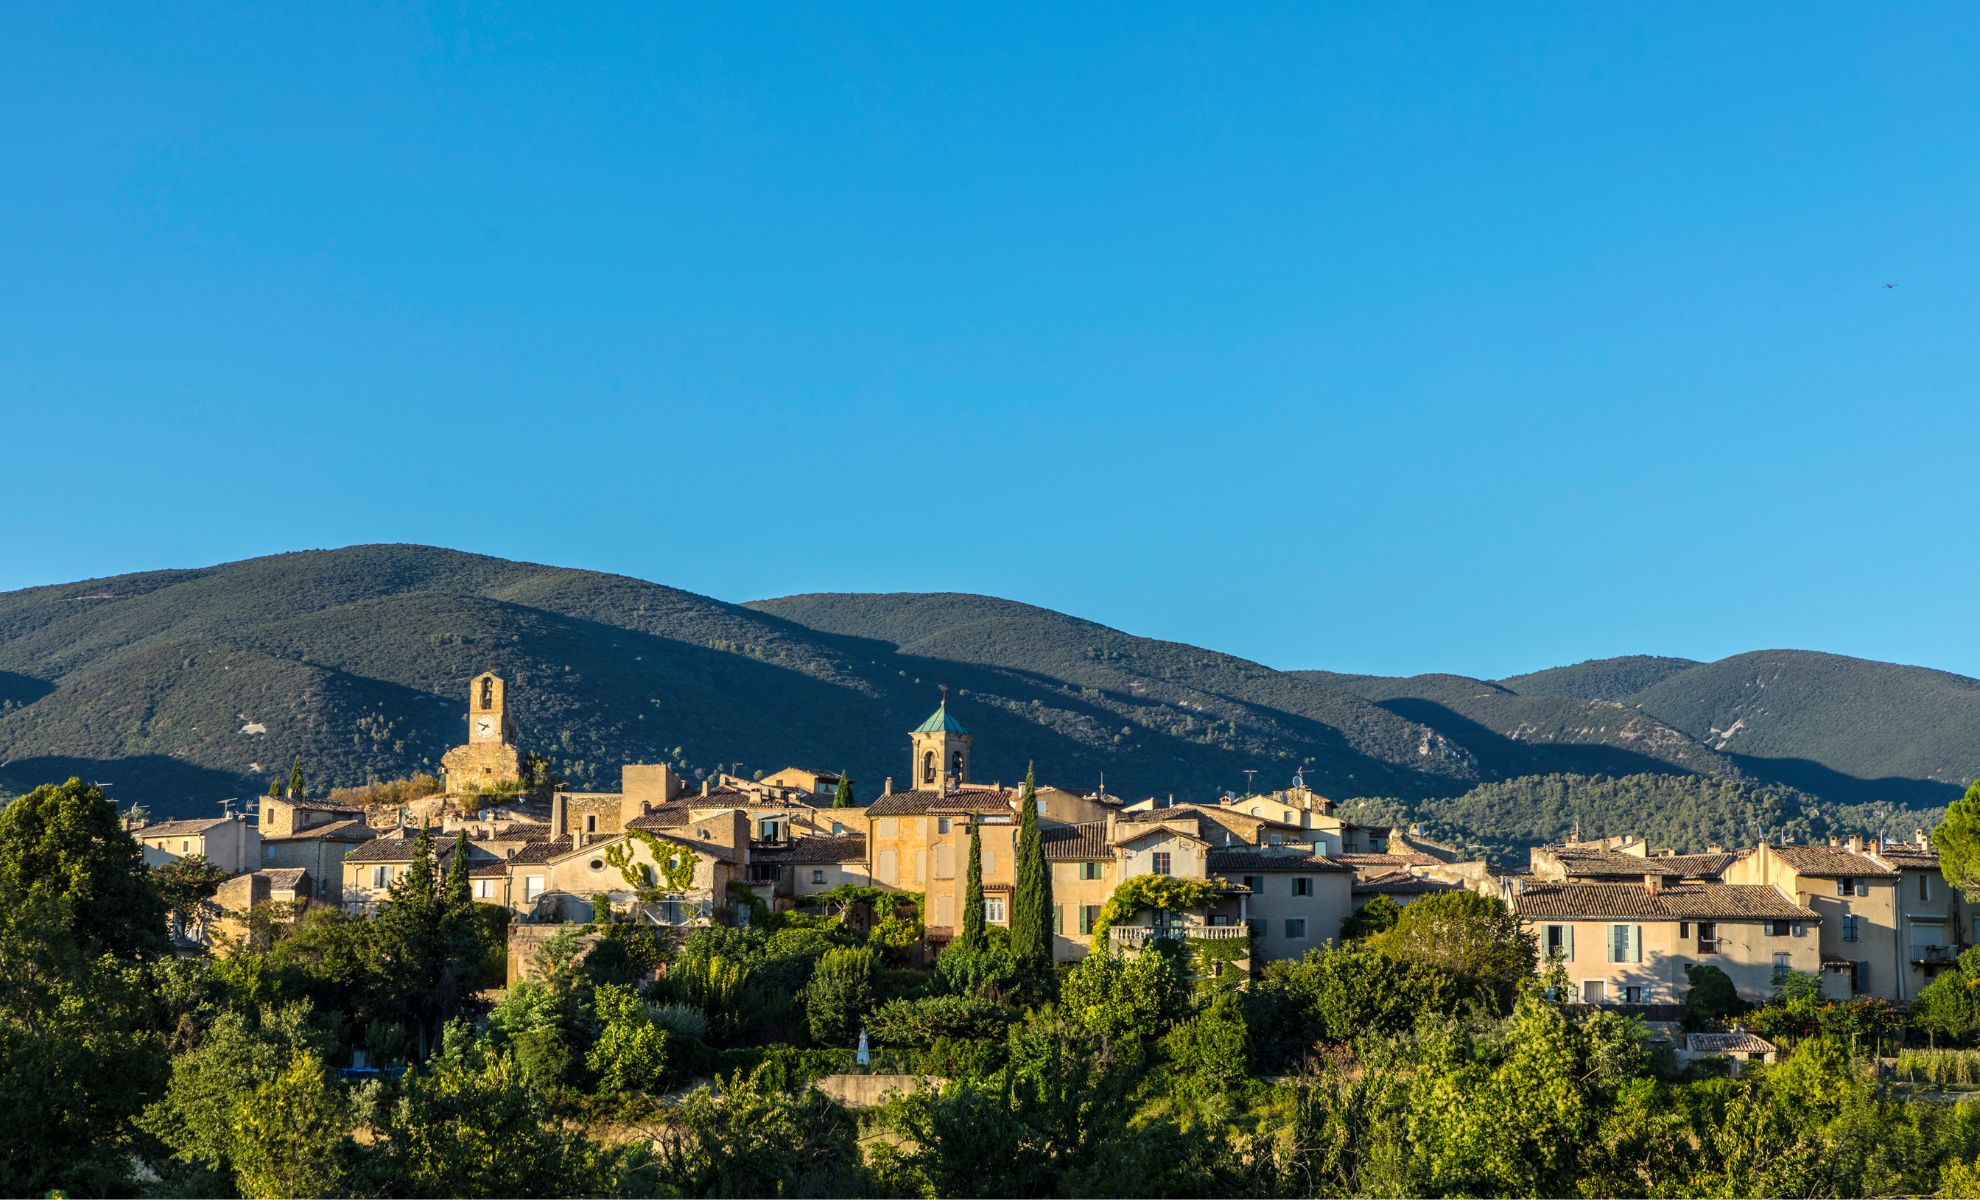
[441,671,523,790]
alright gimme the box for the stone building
[440,671,523,790]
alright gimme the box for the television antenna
[1242,768,1257,796]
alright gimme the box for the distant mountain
[1499,651,1980,806]
[0,548,1973,836]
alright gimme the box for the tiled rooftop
[1042,822,1112,861]
[1206,847,1354,873]
[865,787,1014,817]
[1514,882,1816,921]
[1768,844,1896,877]
[135,817,234,838]
[1550,849,1735,879]
[751,835,867,864]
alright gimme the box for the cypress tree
[1011,762,1051,965]
[287,756,304,799]
[959,815,986,951]
[832,773,855,809]
[266,773,282,799]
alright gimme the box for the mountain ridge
[0,546,1972,828]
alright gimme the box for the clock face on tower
[473,716,497,741]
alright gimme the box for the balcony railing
[1912,944,1962,966]
[1697,938,1722,954]
[1109,924,1250,949]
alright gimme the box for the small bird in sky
[1884,283,1897,288]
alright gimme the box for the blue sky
[4,5,1977,680]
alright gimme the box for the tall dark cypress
[959,815,986,951]
[1011,762,1051,964]
[833,773,855,809]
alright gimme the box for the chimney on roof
[883,776,894,796]
[701,778,711,798]
[1707,842,1724,853]
[1917,827,1931,851]
[1847,834,1864,854]
[1828,836,1841,847]
[1644,873,1661,896]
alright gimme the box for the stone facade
[441,671,523,789]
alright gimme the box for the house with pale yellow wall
[134,814,261,874]
[1723,841,1902,1000]
[1513,880,1821,1005]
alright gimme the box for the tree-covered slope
[5,548,1975,822]
[1498,655,1700,701]
[1621,650,1980,804]
[0,548,1444,814]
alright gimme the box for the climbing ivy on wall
[603,829,700,900]
[1090,874,1229,949]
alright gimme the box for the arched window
[922,750,936,785]
[480,677,494,710]
[951,750,964,780]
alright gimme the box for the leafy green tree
[1341,894,1401,941]
[959,816,986,952]
[1058,944,1188,1043]
[832,773,854,809]
[1936,780,1980,897]
[520,751,550,788]
[0,777,168,959]
[381,1031,624,1197]
[142,1002,340,1190]
[1915,948,1980,1042]
[153,854,230,944]
[488,979,578,1090]
[228,1050,357,1199]
[371,828,493,1058]
[1009,762,1052,968]
[657,1064,872,1197]
[1373,889,1534,1007]
[1683,962,1749,1030]
[1253,944,1458,1057]
[587,983,671,1093]
[0,778,173,1195]
[803,945,878,1045]
[1163,987,1249,1098]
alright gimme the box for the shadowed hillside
[3,548,1974,831]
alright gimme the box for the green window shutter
[1564,924,1574,962]
[1628,925,1642,963]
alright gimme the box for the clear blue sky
[5,5,1977,680]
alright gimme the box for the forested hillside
[2,548,1974,840]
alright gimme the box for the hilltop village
[133,671,1965,1015]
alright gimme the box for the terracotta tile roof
[1686,1031,1777,1055]
[505,839,569,865]
[280,797,363,814]
[135,817,234,838]
[1338,851,1448,870]
[254,867,308,891]
[1514,882,1816,921]
[1769,845,1896,877]
[1206,847,1354,874]
[262,818,375,843]
[1043,822,1112,861]
[1552,850,1735,879]
[626,807,692,830]
[1353,870,1464,896]
[751,835,866,864]
[1876,842,1940,870]
[865,787,1013,817]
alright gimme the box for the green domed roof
[913,702,968,735]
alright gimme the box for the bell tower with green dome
[909,688,972,792]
